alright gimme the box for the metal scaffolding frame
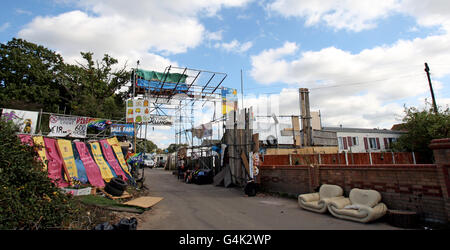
[130,64,227,157]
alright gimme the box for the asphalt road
[138,168,399,230]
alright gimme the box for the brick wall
[259,164,448,222]
[261,152,430,166]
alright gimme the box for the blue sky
[1,0,449,149]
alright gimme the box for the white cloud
[249,32,450,128]
[267,0,400,32]
[15,9,33,15]
[0,22,10,32]
[267,0,450,32]
[18,0,252,68]
[215,39,254,53]
[205,30,224,41]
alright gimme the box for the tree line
[0,38,166,153]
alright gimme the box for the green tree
[0,118,80,229]
[165,143,188,153]
[0,38,65,112]
[137,139,158,153]
[0,38,130,120]
[392,103,450,161]
[60,52,130,119]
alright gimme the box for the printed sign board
[111,124,134,136]
[2,109,39,134]
[126,98,173,126]
[48,115,88,138]
[221,87,238,115]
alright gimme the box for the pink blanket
[18,134,33,146]
[99,139,128,181]
[43,138,69,187]
[74,141,105,187]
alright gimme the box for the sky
[1,0,450,149]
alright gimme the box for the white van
[143,154,155,168]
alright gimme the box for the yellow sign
[107,137,131,176]
[57,139,79,180]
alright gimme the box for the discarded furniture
[298,184,344,213]
[327,188,387,223]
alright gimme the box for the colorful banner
[74,141,105,187]
[43,138,69,187]
[99,139,128,181]
[126,152,143,164]
[2,109,39,134]
[56,139,80,181]
[221,87,238,115]
[48,115,89,138]
[126,98,173,125]
[88,119,111,131]
[33,136,48,171]
[69,142,89,184]
[89,141,116,182]
[111,124,134,136]
[107,137,132,177]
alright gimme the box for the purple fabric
[74,141,105,187]
[99,139,128,181]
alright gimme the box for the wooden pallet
[97,188,132,200]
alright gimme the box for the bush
[392,104,450,161]
[0,118,80,229]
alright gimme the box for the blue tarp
[136,79,189,93]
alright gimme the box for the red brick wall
[260,152,430,166]
[259,166,311,195]
[259,164,449,222]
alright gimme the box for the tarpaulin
[43,137,69,187]
[99,139,128,181]
[136,79,188,93]
[135,69,187,83]
[107,137,132,177]
[74,141,105,187]
[56,139,80,181]
[89,141,116,182]
[32,136,48,171]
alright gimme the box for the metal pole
[424,62,438,113]
[37,108,43,134]
[241,69,244,109]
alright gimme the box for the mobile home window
[369,138,377,149]
[338,137,344,149]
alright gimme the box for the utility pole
[241,69,244,109]
[424,62,438,113]
[133,60,140,153]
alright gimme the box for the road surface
[138,168,399,230]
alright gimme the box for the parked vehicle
[143,154,155,168]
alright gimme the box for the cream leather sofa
[327,188,387,223]
[298,184,344,213]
